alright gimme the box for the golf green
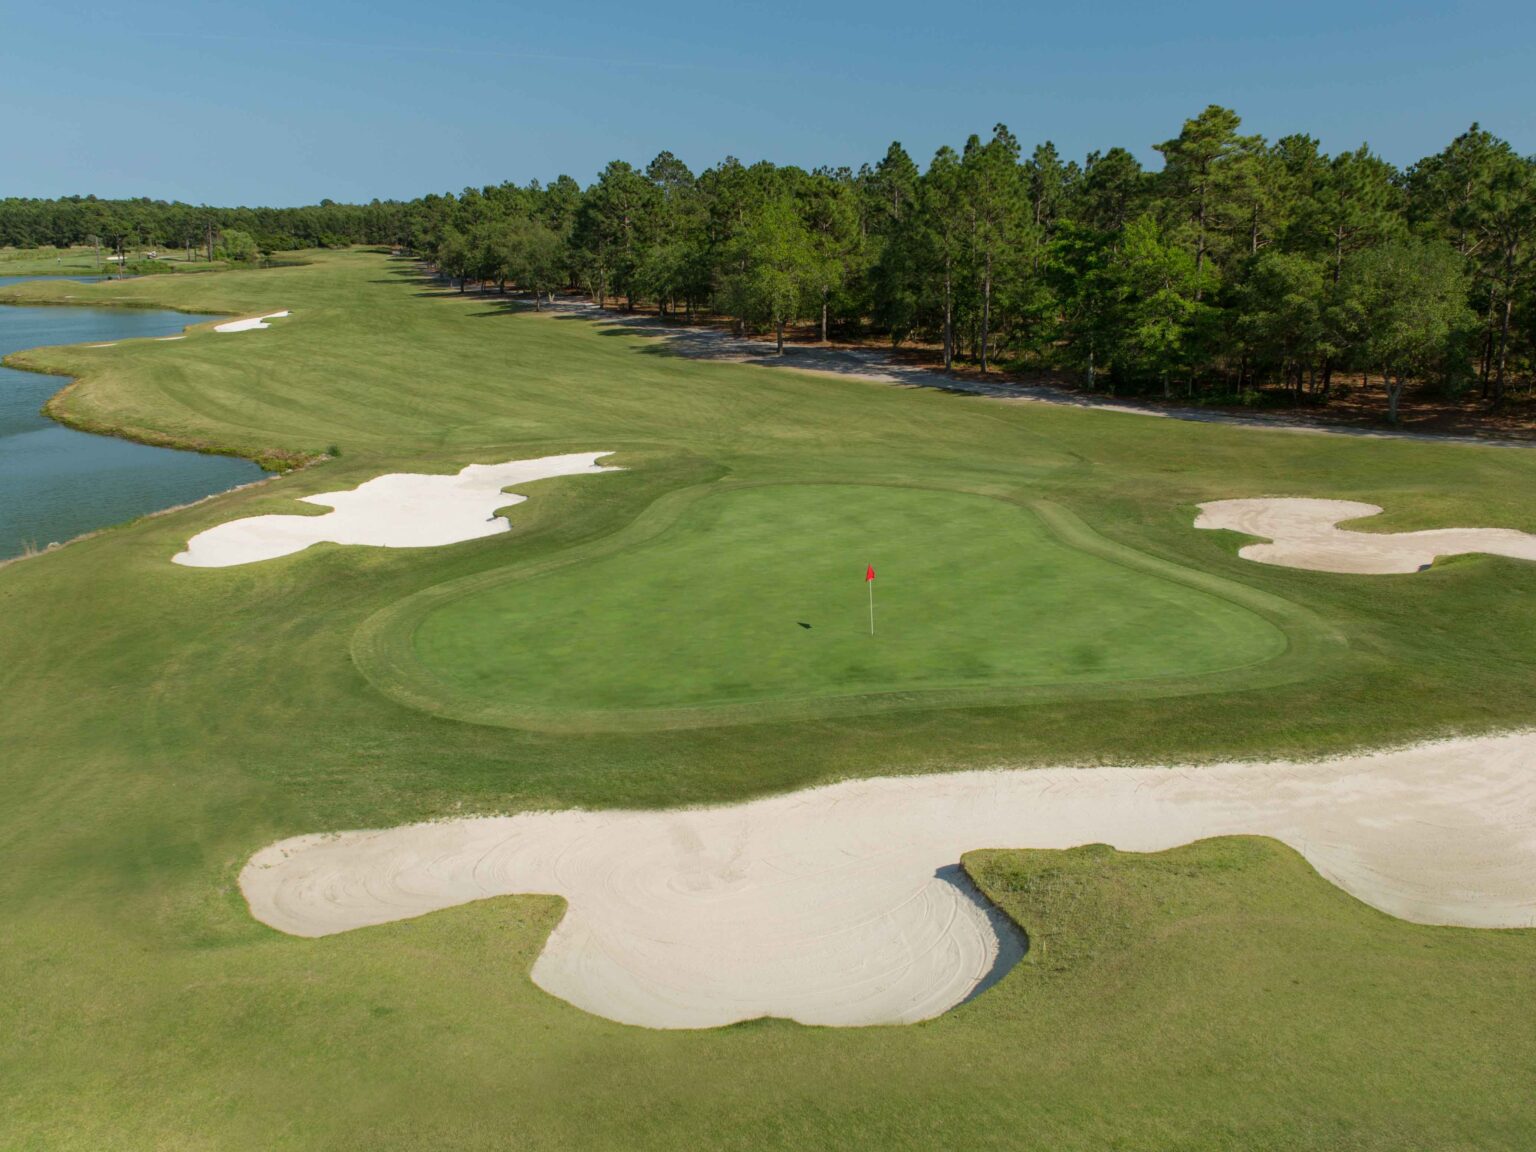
[397,484,1288,726]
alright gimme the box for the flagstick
[868,578,875,636]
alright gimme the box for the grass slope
[1,250,1534,1148]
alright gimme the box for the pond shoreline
[0,470,280,571]
[0,284,281,562]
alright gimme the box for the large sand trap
[242,733,1536,1029]
[213,310,290,333]
[173,452,617,567]
[1196,498,1536,574]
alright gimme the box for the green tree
[1474,152,1536,402]
[1024,142,1071,237]
[572,161,656,309]
[800,170,864,342]
[1335,239,1473,422]
[1153,105,1263,297]
[639,152,703,317]
[1107,215,1216,395]
[1284,145,1402,393]
[1235,250,1328,397]
[1075,147,1147,233]
[736,198,819,353]
[216,228,259,263]
[1047,222,1116,390]
[506,218,564,308]
[961,125,1026,372]
[435,228,471,292]
[918,147,967,368]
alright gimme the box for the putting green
[373,484,1293,728]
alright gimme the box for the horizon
[5,0,1534,207]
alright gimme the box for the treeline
[8,108,1534,412]
[0,195,411,254]
[407,108,1535,413]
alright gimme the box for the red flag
[865,564,876,582]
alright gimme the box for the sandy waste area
[213,311,291,333]
[243,733,1536,1030]
[173,452,617,567]
[1196,498,1536,574]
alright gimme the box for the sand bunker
[1196,498,1536,574]
[242,733,1536,1029]
[173,452,617,567]
[213,311,290,333]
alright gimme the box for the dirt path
[544,300,1535,450]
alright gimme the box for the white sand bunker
[242,733,1536,1030]
[1196,498,1536,574]
[213,311,290,333]
[173,452,617,567]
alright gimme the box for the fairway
[403,483,1287,725]
[2,251,1534,1150]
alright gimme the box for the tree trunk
[775,319,785,354]
[942,262,953,371]
[980,253,992,374]
[1493,291,1514,405]
[1387,377,1403,423]
[820,288,829,343]
[1480,284,1497,394]
[1194,193,1207,301]
[1086,343,1095,392]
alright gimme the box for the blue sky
[4,0,1533,205]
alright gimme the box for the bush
[216,229,259,263]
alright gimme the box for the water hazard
[0,277,262,560]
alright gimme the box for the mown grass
[0,245,228,277]
[1,250,1534,1149]
[400,483,1288,727]
[0,245,105,276]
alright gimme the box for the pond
[0,277,263,560]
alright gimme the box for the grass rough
[0,250,1533,1149]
